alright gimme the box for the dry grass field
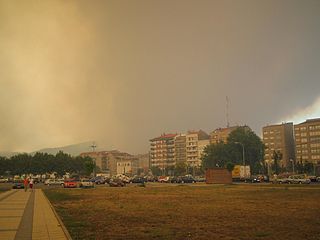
[44,183,320,240]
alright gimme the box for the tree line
[0,151,94,177]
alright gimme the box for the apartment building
[150,133,177,170]
[174,134,187,164]
[186,130,210,167]
[262,123,295,168]
[198,139,210,160]
[210,126,246,144]
[80,150,137,176]
[294,118,320,165]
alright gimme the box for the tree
[272,150,282,175]
[227,127,265,174]
[150,166,162,176]
[201,142,231,169]
[226,162,235,172]
[202,126,265,174]
[175,162,187,176]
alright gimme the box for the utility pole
[226,96,230,128]
[90,142,97,177]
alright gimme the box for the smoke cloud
[1,0,320,153]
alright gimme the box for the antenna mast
[226,96,230,128]
[90,142,97,152]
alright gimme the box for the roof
[295,118,320,126]
[150,133,178,141]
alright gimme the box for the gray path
[0,189,70,240]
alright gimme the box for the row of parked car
[272,174,318,184]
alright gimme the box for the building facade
[174,134,187,164]
[186,130,210,167]
[210,126,240,144]
[294,118,320,165]
[262,123,295,169]
[150,134,177,170]
[80,150,138,176]
[116,158,139,175]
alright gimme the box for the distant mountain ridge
[31,141,99,156]
[0,141,101,157]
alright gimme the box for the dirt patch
[44,184,320,240]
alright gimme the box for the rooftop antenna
[226,96,230,128]
[90,142,97,152]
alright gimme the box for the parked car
[273,177,289,184]
[288,175,311,184]
[44,179,64,186]
[317,176,320,182]
[0,178,9,183]
[108,178,126,187]
[131,177,146,184]
[90,176,106,184]
[158,176,170,183]
[64,179,78,188]
[307,176,317,182]
[170,176,182,183]
[114,174,131,183]
[12,180,24,189]
[251,175,269,183]
[80,179,94,188]
[145,176,157,182]
[194,176,206,182]
[181,175,196,183]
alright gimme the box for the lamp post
[290,159,295,174]
[91,142,97,177]
[235,141,246,180]
[235,142,245,166]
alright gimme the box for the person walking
[29,178,34,191]
[23,177,29,192]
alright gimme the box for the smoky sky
[1,0,320,153]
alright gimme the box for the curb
[41,189,73,240]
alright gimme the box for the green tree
[272,150,282,175]
[226,162,235,172]
[150,166,162,176]
[201,142,231,169]
[175,162,187,176]
[227,127,265,174]
[202,126,264,174]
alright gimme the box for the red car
[64,179,78,188]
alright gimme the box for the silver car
[288,175,311,184]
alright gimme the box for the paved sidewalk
[0,189,70,240]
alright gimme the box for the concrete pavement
[0,189,71,240]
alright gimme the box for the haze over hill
[0,141,115,157]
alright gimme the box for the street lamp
[290,159,295,174]
[235,142,245,166]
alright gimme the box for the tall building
[262,123,295,168]
[294,118,320,165]
[186,130,210,167]
[174,134,187,164]
[198,139,210,160]
[210,126,244,144]
[150,133,177,170]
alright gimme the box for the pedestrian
[29,179,34,191]
[23,177,29,192]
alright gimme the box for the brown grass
[44,183,320,240]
